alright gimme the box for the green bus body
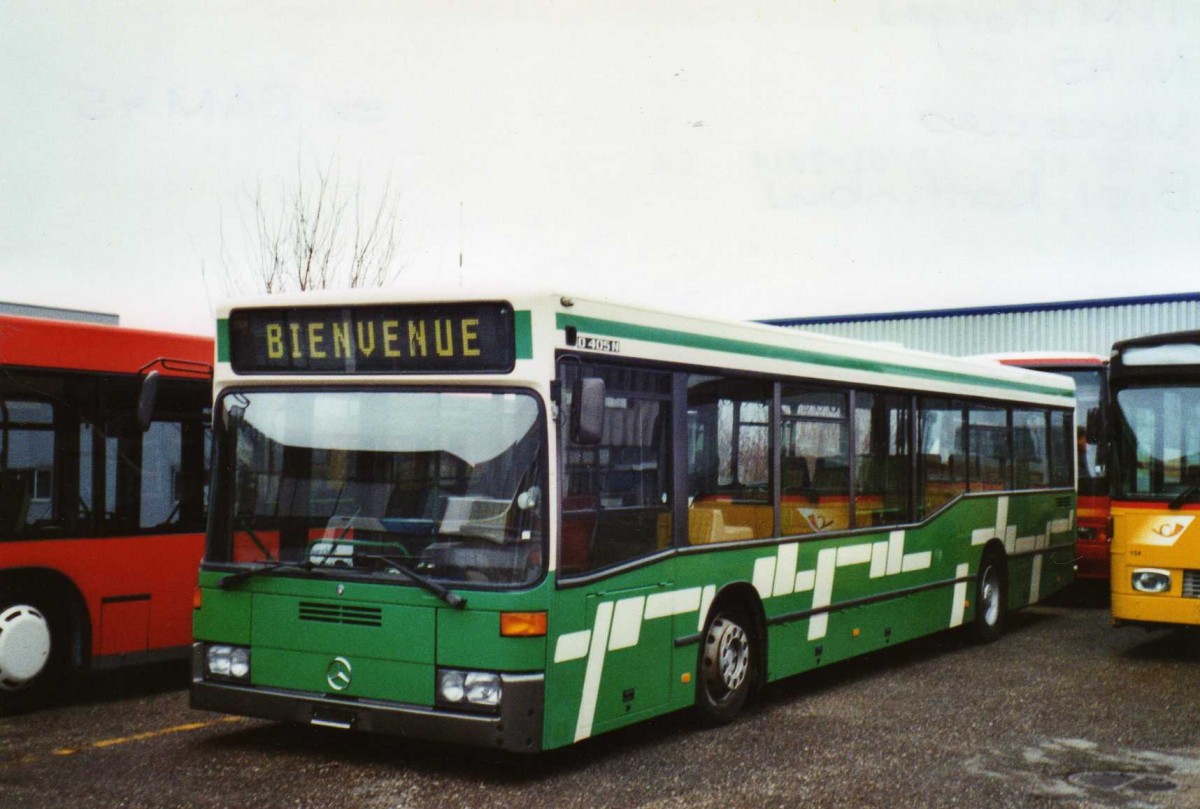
[192,291,1076,752]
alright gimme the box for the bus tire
[696,607,755,724]
[970,551,1008,644]
[0,589,67,715]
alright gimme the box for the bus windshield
[208,389,546,587]
[1113,385,1200,500]
[1057,369,1105,495]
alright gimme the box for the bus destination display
[228,303,515,374]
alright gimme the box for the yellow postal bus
[1109,330,1200,629]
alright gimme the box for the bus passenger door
[554,360,677,743]
[577,567,676,740]
[97,376,211,657]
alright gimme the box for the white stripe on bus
[574,601,614,742]
[554,630,592,663]
[608,597,645,652]
[752,556,776,600]
[950,563,969,627]
[807,548,838,641]
[773,543,798,597]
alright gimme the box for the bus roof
[1111,330,1200,377]
[0,313,212,377]
[1112,329,1200,354]
[971,351,1106,367]
[216,288,1075,405]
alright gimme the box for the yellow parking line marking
[2,716,244,770]
[91,718,234,749]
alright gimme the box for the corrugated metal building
[763,292,1200,358]
[0,300,118,325]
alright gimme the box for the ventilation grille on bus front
[298,601,383,627]
[1183,571,1200,599]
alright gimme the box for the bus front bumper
[190,649,544,753]
[1111,591,1200,631]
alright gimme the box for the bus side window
[0,400,55,534]
[95,375,211,536]
[0,370,101,538]
[968,404,1009,492]
[918,397,966,517]
[780,385,848,535]
[687,376,772,543]
[137,378,210,532]
[1013,408,1049,490]
[3,371,91,536]
[141,421,184,528]
[854,391,911,528]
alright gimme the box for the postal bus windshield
[228,303,515,374]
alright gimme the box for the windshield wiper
[233,516,276,562]
[1169,485,1200,510]
[358,554,466,609]
[218,560,319,589]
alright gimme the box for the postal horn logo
[1136,515,1195,546]
[1154,522,1186,539]
[326,656,353,691]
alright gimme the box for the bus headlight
[437,669,502,711]
[206,644,252,681]
[1132,569,1171,594]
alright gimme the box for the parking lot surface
[2,585,1199,808]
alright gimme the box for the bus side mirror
[137,370,160,432]
[1085,406,1103,444]
[572,377,606,445]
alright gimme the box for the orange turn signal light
[193,587,203,610]
[500,611,547,637]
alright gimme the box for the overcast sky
[3,1,1197,336]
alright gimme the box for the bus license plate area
[310,705,356,731]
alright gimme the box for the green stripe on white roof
[556,313,1072,399]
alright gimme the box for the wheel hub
[982,569,1001,625]
[0,605,51,690]
[704,617,749,695]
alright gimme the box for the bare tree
[214,154,402,296]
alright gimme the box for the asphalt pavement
[2,583,1199,808]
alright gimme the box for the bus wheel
[0,598,59,714]
[970,553,1007,644]
[697,609,754,724]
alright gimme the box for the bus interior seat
[560,494,597,572]
[781,456,811,492]
[688,506,754,544]
[812,458,848,494]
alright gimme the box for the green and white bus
[191,290,1077,752]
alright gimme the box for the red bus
[980,353,1110,581]
[0,313,212,713]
